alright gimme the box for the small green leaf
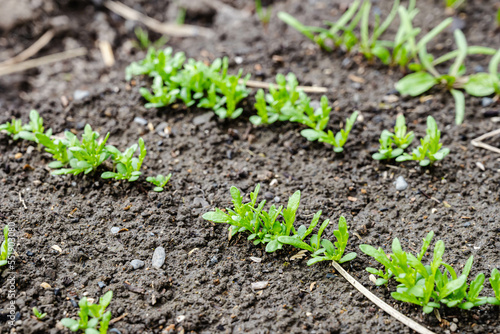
[396,72,436,96]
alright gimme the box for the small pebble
[482,97,493,107]
[133,117,148,126]
[192,111,214,125]
[73,90,89,100]
[98,281,106,289]
[130,259,145,270]
[54,288,61,296]
[152,247,166,268]
[450,323,458,332]
[70,299,78,308]
[394,176,408,191]
[474,65,484,73]
[110,227,120,234]
[273,196,280,203]
[193,197,209,208]
[326,273,336,279]
[26,251,34,256]
[264,192,274,200]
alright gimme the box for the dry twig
[471,128,500,154]
[244,79,328,93]
[0,29,55,67]
[0,48,88,77]
[104,1,214,38]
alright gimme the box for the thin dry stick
[471,128,500,154]
[98,40,115,67]
[199,0,250,18]
[104,1,214,38]
[0,47,87,77]
[18,192,27,209]
[244,79,328,93]
[110,312,128,324]
[0,29,55,67]
[331,261,436,334]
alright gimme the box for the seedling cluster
[127,48,250,119]
[61,291,113,334]
[279,0,500,124]
[374,115,449,166]
[250,73,358,152]
[360,232,500,313]
[203,184,357,263]
[0,110,171,192]
[128,50,359,153]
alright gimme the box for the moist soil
[0,0,499,333]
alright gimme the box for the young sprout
[146,174,172,192]
[101,138,147,182]
[0,225,11,267]
[372,130,404,160]
[392,114,414,149]
[360,231,494,313]
[396,116,449,166]
[32,307,47,320]
[51,125,111,176]
[464,49,500,100]
[255,0,272,27]
[132,27,167,50]
[61,291,113,333]
[487,268,500,306]
[301,111,358,152]
[396,29,467,124]
[0,119,24,140]
[279,216,357,265]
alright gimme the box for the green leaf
[339,252,357,263]
[450,89,465,125]
[278,236,314,252]
[396,72,436,96]
[464,73,496,97]
[202,210,230,223]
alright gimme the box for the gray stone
[133,117,148,126]
[130,259,144,270]
[193,197,209,208]
[394,176,408,191]
[152,247,166,268]
[193,111,214,125]
[482,97,493,107]
[273,196,280,203]
[98,281,106,289]
[110,227,120,234]
[73,90,90,100]
[450,323,457,332]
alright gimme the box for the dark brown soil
[1,1,499,333]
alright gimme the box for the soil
[0,0,499,333]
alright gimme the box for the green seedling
[52,125,110,176]
[360,231,488,314]
[18,110,52,144]
[488,268,500,306]
[396,29,467,124]
[301,111,358,152]
[203,184,317,253]
[0,119,24,140]
[464,49,500,98]
[126,47,186,82]
[392,114,414,149]
[61,291,112,333]
[0,225,12,267]
[146,174,172,192]
[255,0,272,27]
[249,73,301,125]
[278,1,363,52]
[176,7,186,25]
[396,116,449,166]
[279,216,357,266]
[132,27,168,51]
[35,133,71,168]
[32,307,47,320]
[372,130,404,160]
[359,0,399,64]
[102,138,146,182]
